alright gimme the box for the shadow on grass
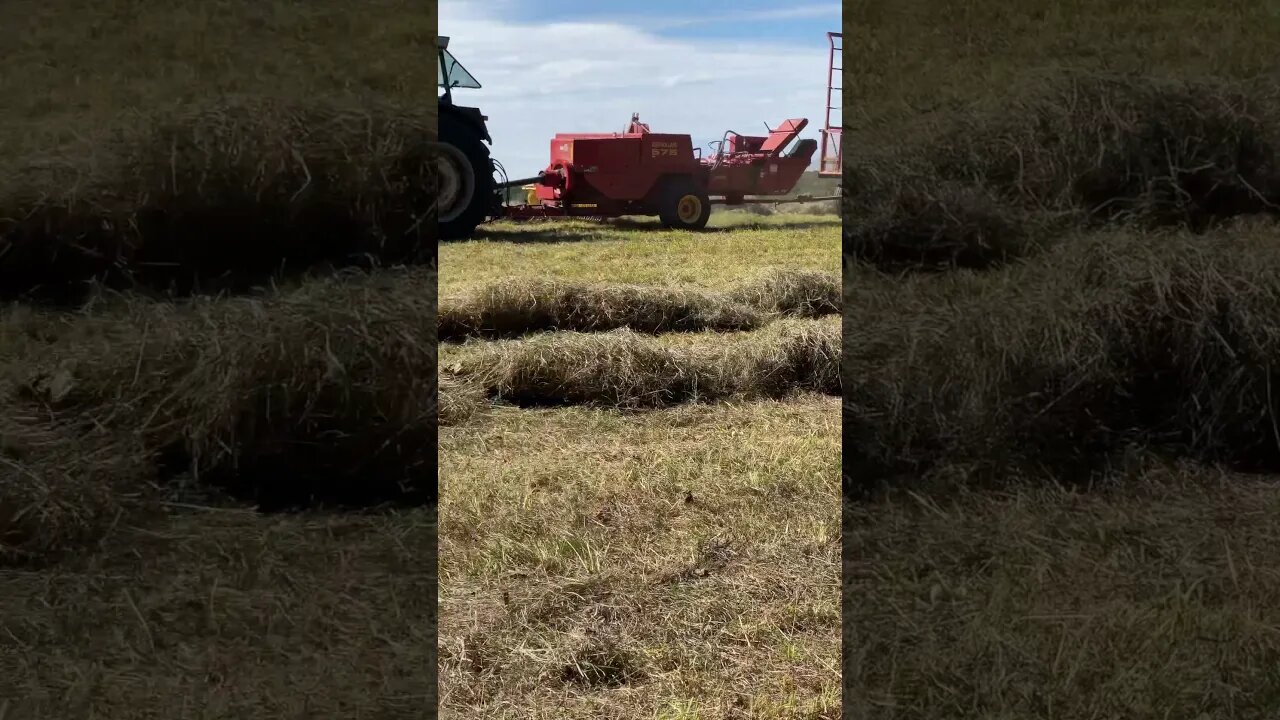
[446,216,839,245]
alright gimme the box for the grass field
[0,2,441,717]
[845,2,1280,718]
[438,214,841,718]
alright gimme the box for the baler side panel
[558,134,700,203]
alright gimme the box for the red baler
[500,114,819,230]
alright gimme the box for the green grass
[440,215,839,295]
[439,217,840,718]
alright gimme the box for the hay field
[845,2,1280,718]
[438,214,841,718]
[1,2,440,717]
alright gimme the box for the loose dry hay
[438,280,760,341]
[846,181,1052,272]
[845,73,1280,272]
[454,319,840,409]
[2,266,440,520]
[437,268,840,341]
[745,319,842,397]
[0,95,438,302]
[0,401,153,564]
[438,373,486,427]
[728,268,842,318]
[845,222,1280,494]
[459,330,713,408]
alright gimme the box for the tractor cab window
[438,48,481,90]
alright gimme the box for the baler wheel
[658,178,712,230]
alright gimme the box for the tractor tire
[657,177,712,230]
[437,113,494,241]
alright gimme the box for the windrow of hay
[745,319,842,397]
[726,268,842,318]
[844,219,1280,496]
[438,269,840,341]
[0,96,438,303]
[1,265,439,518]
[845,181,1057,272]
[845,74,1280,272]
[451,319,840,409]
[0,401,154,565]
[438,374,486,427]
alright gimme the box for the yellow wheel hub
[677,195,702,223]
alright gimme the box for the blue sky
[439,0,840,178]
[496,2,838,43]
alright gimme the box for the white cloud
[636,3,842,30]
[439,1,840,180]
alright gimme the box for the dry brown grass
[0,506,436,718]
[848,466,1280,718]
[846,75,1280,272]
[0,405,151,564]
[438,211,839,716]
[0,269,444,709]
[728,268,842,318]
[439,281,761,341]
[2,266,439,528]
[440,398,840,718]
[0,1,441,717]
[446,318,839,411]
[847,3,1280,717]
[0,0,440,304]
[846,220,1280,496]
[844,0,1280,149]
[0,96,438,303]
[438,269,840,341]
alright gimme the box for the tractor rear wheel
[437,113,494,240]
[657,177,711,230]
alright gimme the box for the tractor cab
[438,35,482,106]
